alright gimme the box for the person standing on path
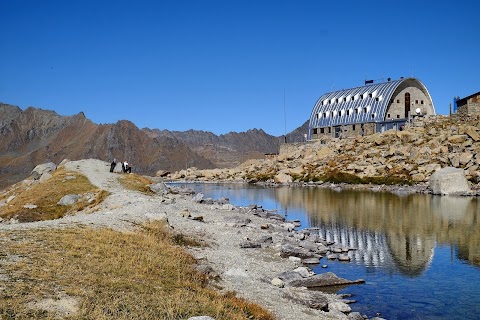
[110,158,117,172]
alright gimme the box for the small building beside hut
[308,77,435,139]
[455,91,480,116]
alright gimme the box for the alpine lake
[172,183,480,320]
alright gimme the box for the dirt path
[1,159,345,320]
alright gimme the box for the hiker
[124,160,132,173]
[110,158,116,172]
[121,161,126,173]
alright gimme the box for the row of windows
[321,94,381,105]
[316,107,373,119]
[391,99,424,104]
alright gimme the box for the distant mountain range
[0,102,308,189]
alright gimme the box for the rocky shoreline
[164,183,384,320]
[166,115,480,197]
[2,159,391,319]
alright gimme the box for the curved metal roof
[308,77,434,131]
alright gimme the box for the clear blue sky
[1,0,479,136]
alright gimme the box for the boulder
[57,194,80,206]
[149,183,169,195]
[280,244,315,259]
[271,278,285,288]
[155,170,170,177]
[329,301,352,314]
[287,272,365,288]
[31,162,57,180]
[274,172,292,184]
[39,172,53,183]
[293,267,311,278]
[465,126,480,141]
[448,135,468,144]
[429,167,471,195]
[224,216,251,227]
[283,286,329,310]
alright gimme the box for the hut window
[323,112,326,118]
[313,128,318,134]
[343,97,347,102]
[371,114,375,118]
[375,97,379,101]
[347,109,350,116]
[320,128,324,133]
[352,96,355,101]
[360,94,363,99]
[335,98,338,103]
[397,114,400,118]
[369,93,372,98]
[415,100,418,104]
[355,108,359,114]
[363,107,367,113]
[397,99,400,103]
[387,113,391,118]
[421,100,424,104]
[352,124,356,130]
[328,127,331,133]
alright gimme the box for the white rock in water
[429,167,470,195]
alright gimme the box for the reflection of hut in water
[386,233,435,277]
[316,223,433,276]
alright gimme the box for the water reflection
[273,187,480,274]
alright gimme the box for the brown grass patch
[117,174,154,194]
[0,221,274,320]
[0,169,109,222]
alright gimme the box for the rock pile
[169,116,480,194]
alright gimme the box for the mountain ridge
[0,102,308,189]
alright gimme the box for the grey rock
[328,301,351,314]
[302,257,321,264]
[239,241,261,249]
[283,286,329,310]
[149,183,169,195]
[224,216,251,227]
[271,277,285,288]
[348,312,365,320]
[288,272,365,288]
[277,271,304,283]
[31,162,56,180]
[57,194,80,206]
[280,244,315,259]
[293,267,311,278]
[191,192,204,202]
[429,167,471,195]
[39,172,53,183]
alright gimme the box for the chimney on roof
[365,79,374,85]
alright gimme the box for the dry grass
[0,169,109,222]
[117,174,154,194]
[0,221,274,320]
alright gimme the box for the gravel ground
[0,159,347,320]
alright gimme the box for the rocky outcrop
[170,115,480,195]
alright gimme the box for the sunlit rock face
[429,167,470,195]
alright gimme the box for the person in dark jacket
[110,158,116,172]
